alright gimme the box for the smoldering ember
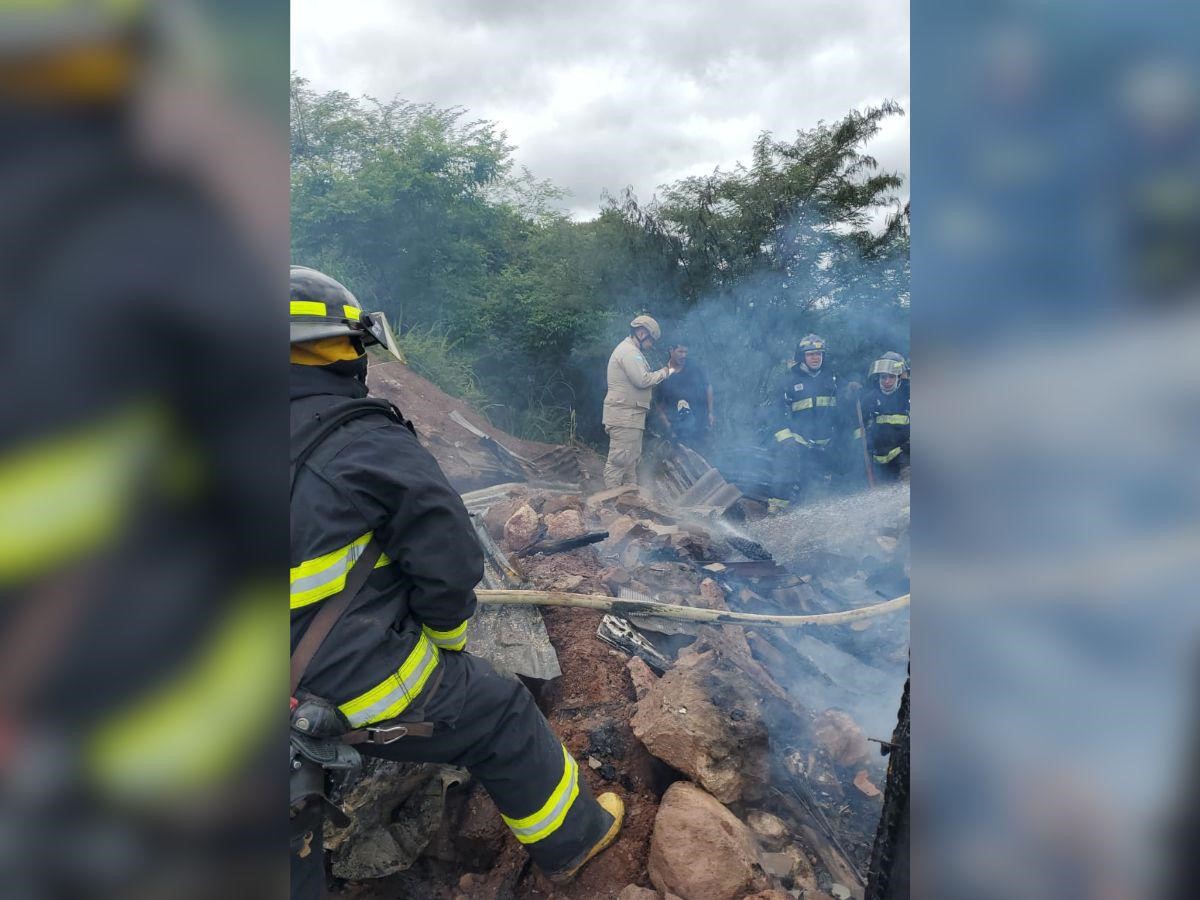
[320,360,909,900]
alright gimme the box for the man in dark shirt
[654,342,715,451]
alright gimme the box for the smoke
[743,482,910,567]
[575,202,909,464]
[726,485,910,739]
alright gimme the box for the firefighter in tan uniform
[602,316,676,488]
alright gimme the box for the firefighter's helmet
[629,315,661,341]
[290,266,402,359]
[0,0,156,103]
[797,334,827,355]
[869,351,908,380]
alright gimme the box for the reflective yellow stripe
[290,300,361,321]
[875,446,904,464]
[422,619,469,651]
[338,634,440,726]
[876,414,910,425]
[502,745,581,844]
[774,428,795,442]
[0,405,162,584]
[290,532,392,609]
[290,300,326,317]
[87,584,278,802]
[791,396,835,412]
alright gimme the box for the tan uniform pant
[603,425,644,488]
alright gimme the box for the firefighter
[855,352,911,482]
[0,2,279,894]
[290,267,622,897]
[602,315,676,488]
[770,333,840,503]
[654,340,715,452]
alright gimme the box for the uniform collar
[289,357,369,401]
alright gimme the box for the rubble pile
[335,363,908,900]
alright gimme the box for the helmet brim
[290,321,359,345]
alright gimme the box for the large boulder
[647,782,768,900]
[630,649,769,804]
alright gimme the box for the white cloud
[292,0,909,222]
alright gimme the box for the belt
[343,716,436,745]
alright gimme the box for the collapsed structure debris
[332,363,909,899]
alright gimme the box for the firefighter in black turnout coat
[856,352,911,482]
[771,333,841,502]
[289,267,622,897]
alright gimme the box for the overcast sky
[292,0,909,223]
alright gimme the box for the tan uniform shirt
[602,336,670,429]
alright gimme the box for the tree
[290,74,908,448]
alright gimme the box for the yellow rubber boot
[547,792,625,884]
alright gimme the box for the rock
[502,503,541,551]
[853,770,881,798]
[740,891,792,900]
[605,514,642,545]
[627,656,659,700]
[813,709,869,767]
[667,530,723,562]
[758,844,818,892]
[830,884,852,900]
[541,493,584,516]
[544,508,587,541]
[648,782,768,900]
[631,649,769,804]
[783,844,817,893]
[618,887,659,900]
[697,577,727,609]
[481,493,527,540]
[746,810,789,851]
[600,565,633,591]
[548,573,584,592]
[760,852,793,878]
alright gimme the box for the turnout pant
[771,440,836,502]
[872,447,910,484]
[290,651,613,898]
[603,425,644,488]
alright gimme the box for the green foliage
[291,72,909,446]
[393,324,489,412]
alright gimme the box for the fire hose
[476,589,909,627]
